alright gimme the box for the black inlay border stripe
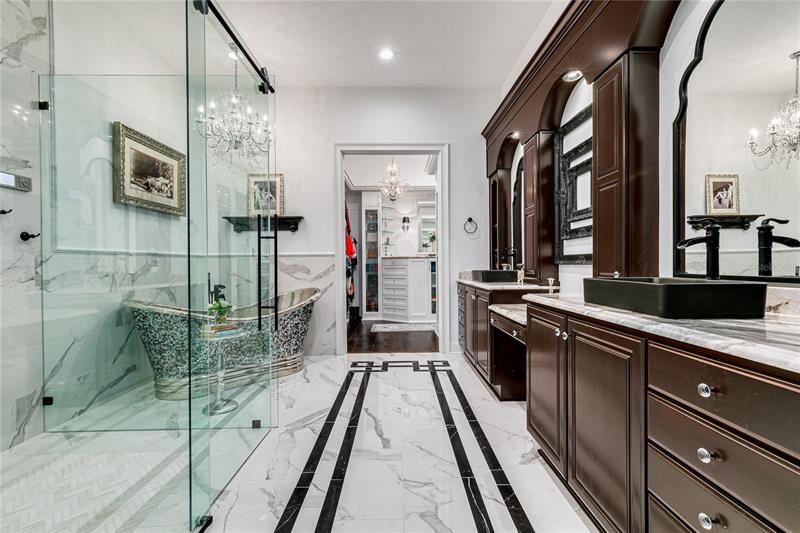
[274,370,356,533]
[315,362,373,532]
[429,366,494,532]
[444,368,535,533]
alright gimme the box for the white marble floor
[206,353,597,533]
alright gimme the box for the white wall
[274,87,495,352]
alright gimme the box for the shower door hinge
[195,515,213,532]
[42,396,53,406]
[37,101,50,111]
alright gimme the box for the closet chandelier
[194,43,272,168]
[747,51,800,170]
[378,159,409,202]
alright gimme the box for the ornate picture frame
[705,174,740,215]
[112,122,186,216]
[247,173,285,216]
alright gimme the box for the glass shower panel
[198,11,275,505]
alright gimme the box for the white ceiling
[691,0,800,93]
[221,0,559,87]
[344,154,435,188]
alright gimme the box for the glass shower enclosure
[27,1,276,530]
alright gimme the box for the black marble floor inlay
[274,360,535,533]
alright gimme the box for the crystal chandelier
[194,43,272,168]
[747,51,800,170]
[378,159,409,202]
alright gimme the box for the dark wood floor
[347,320,439,353]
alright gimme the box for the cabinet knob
[490,318,495,324]
[613,271,620,278]
[560,331,569,341]
[697,512,720,530]
[696,447,720,464]
[554,328,562,337]
[697,383,715,398]
[512,330,518,337]
[471,295,476,300]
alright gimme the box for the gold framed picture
[705,174,740,215]
[112,122,186,216]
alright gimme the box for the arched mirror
[555,79,593,264]
[674,0,800,282]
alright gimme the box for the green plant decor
[208,300,233,324]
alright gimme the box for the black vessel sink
[583,277,767,319]
[471,270,518,282]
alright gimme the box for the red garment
[346,235,356,258]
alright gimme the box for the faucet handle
[761,218,789,227]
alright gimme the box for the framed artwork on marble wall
[705,174,740,216]
[247,173,284,216]
[112,122,186,216]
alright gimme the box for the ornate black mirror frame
[555,103,593,264]
[672,0,799,284]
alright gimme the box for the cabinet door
[567,318,644,533]
[475,293,490,375]
[592,57,627,278]
[464,288,475,359]
[526,306,568,478]
[407,259,429,321]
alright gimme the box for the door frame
[334,143,450,355]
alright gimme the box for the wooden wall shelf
[223,216,304,233]
[686,214,763,231]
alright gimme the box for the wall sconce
[402,216,410,232]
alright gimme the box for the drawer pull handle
[696,447,719,464]
[490,318,495,324]
[471,295,476,300]
[554,328,562,337]
[697,383,715,398]
[560,331,569,341]
[512,330,518,337]
[698,512,720,530]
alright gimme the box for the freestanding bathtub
[129,288,320,400]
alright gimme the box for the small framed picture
[705,174,740,215]
[113,122,186,216]
[247,173,284,216]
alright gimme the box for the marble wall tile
[0,0,50,450]
[277,254,336,357]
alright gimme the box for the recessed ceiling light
[379,48,395,61]
[562,70,583,82]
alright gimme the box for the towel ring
[463,217,478,234]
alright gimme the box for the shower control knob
[20,231,40,242]
[0,208,12,215]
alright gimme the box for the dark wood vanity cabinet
[526,306,567,477]
[474,291,490,375]
[526,301,800,533]
[527,304,644,532]
[592,51,660,278]
[523,132,557,284]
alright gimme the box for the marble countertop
[458,279,556,292]
[488,304,527,326]
[522,294,800,375]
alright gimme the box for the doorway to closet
[338,148,446,353]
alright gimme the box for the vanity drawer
[490,313,526,343]
[383,306,406,317]
[649,393,800,531]
[383,266,408,277]
[648,496,690,533]
[383,276,407,287]
[648,445,777,532]
[648,342,800,459]
[384,297,407,307]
